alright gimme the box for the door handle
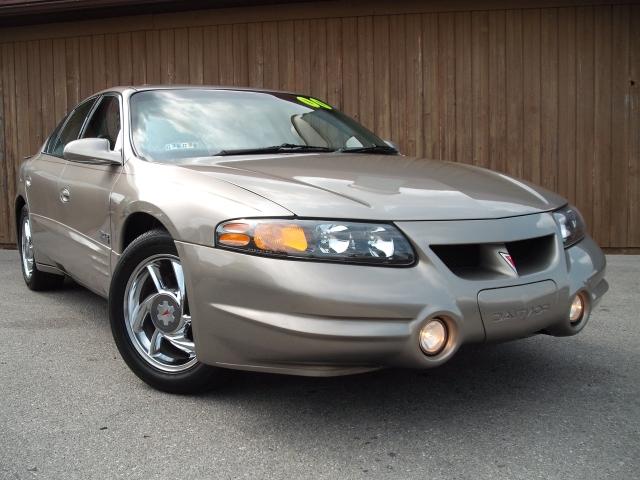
[60,187,71,203]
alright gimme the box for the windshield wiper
[338,145,398,155]
[214,143,335,156]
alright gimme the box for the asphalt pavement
[0,250,638,480]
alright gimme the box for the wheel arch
[119,210,176,253]
[14,195,26,242]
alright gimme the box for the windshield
[129,89,391,161]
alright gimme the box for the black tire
[109,229,227,394]
[18,206,65,291]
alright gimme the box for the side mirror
[384,140,400,153]
[63,138,122,165]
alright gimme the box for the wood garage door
[0,0,638,248]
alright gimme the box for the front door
[57,94,123,296]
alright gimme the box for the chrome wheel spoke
[130,295,154,332]
[171,260,186,302]
[164,331,195,355]
[148,329,163,356]
[146,263,167,293]
[23,218,31,239]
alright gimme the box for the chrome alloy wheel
[124,254,197,372]
[21,215,34,280]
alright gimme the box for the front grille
[430,234,556,280]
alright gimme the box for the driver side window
[82,95,121,150]
[48,98,97,157]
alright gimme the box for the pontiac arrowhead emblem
[499,251,517,274]
[156,300,175,327]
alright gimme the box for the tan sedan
[15,86,608,393]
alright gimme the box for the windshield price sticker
[165,142,197,151]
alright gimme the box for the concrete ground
[0,250,638,480]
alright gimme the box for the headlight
[216,219,416,266]
[553,205,586,247]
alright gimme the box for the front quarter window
[129,89,391,162]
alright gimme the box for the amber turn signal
[218,232,251,247]
[254,223,308,253]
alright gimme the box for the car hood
[176,153,566,221]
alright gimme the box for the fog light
[569,294,586,324]
[419,318,448,356]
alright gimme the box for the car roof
[96,85,298,96]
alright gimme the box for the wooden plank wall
[0,2,638,248]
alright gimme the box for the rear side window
[49,98,97,157]
[82,95,121,150]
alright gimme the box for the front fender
[110,158,292,253]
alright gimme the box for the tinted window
[130,90,389,162]
[50,98,97,157]
[82,95,121,150]
[44,116,68,154]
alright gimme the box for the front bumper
[176,213,608,376]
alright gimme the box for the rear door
[56,93,123,296]
[27,97,97,267]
